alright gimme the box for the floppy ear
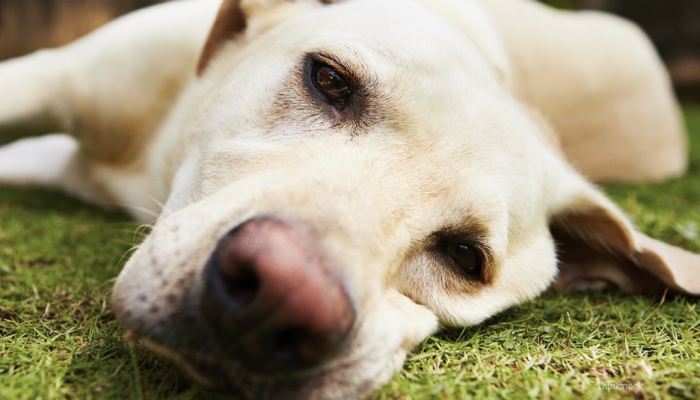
[197,0,337,75]
[550,178,700,295]
[197,0,246,75]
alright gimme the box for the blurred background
[0,0,698,100]
[0,0,165,59]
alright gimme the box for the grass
[1,107,699,399]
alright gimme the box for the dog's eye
[312,62,351,108]
[440,240,483,280]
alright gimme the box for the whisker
[141,191,165,212]
[117,245,141,268]
[116,203,160,220]
[133,223,154,243]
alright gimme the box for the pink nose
[201,217,355,373]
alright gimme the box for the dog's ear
[197,0,337,75]
[549,177,700,295]
[197,0,247,75]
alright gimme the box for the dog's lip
[135,333,232,388]
[130,324,365,390]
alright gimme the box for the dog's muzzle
[200,217,356,374]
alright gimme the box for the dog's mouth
[135,334,315,399]
[134,334,232,388]
[128,324,384,400]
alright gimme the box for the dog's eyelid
[307,52,372,95]
[430,230,495,284]
[312,53,352,78]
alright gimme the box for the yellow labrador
[0,0,698,399]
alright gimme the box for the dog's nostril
[218,260,260,308]
[273,328,305,362]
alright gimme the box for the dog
[0,0,698,399]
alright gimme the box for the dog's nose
[201,217,355,373]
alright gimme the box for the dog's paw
[0,134,78,185]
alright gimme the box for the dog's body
[1,0,699,399]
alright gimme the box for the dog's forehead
[204,0,501,92]
[197,0,515,142]
[295,0,488,56]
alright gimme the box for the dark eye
[312,61,351,108]
[441,241,483,280]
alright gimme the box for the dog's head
[112,0,700,398]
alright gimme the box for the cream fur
[0,0,697,399]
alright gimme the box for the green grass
[1,107,699,399]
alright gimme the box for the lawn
[1,107,699,399]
